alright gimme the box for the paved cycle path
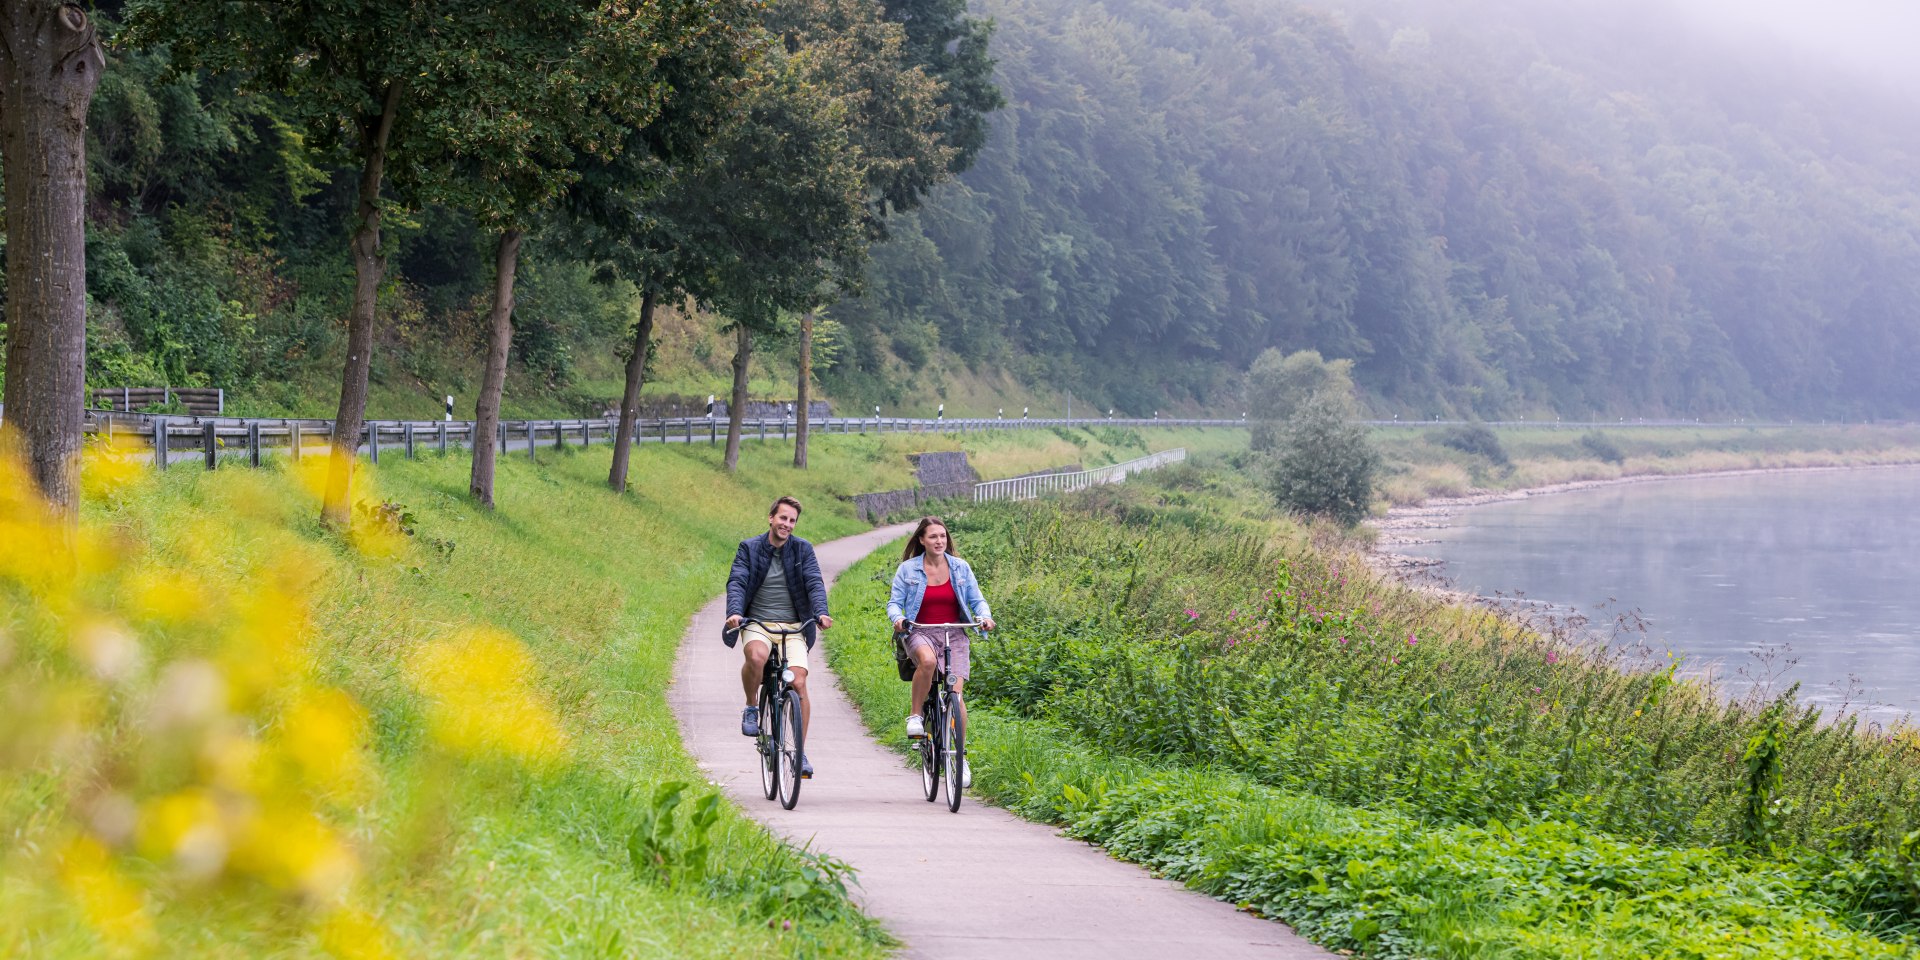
[669,523,1333,959]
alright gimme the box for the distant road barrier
[973,448,1187,503]
[68,410,1239,470]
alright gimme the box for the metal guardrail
[972,448,1187,503]
[72,411,1237,470]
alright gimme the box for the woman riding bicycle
[888,516,994,783]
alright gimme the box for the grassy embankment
[827,463,1920,959]
[1371,423,1920,505]
[224,302,1083,422]
[0,424,1227,958]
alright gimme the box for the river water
[1395,465,1920,723]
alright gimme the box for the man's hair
[902,516,950,561]
[769,495,803,519]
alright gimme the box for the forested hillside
[17,0,1920,420]
[833,0,1920,418]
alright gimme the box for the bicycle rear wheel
[757,688,777,801]
[777,689,804,810]
[943,692,966,813]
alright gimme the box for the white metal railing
[971,448,1186,503]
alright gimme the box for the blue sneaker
[741,706,761,737]
[800,755,814,779]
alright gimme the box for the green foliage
[1435,421,1511,467]
[627,781,722,889]
[1268,395,1378,525]
[1579,429,1626,464]
[1245,349,1358,452]
[825,506,1920,957]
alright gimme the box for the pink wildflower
[1407,632,1418,646]
[1184,608,1199,620]
[1545,650,1560,665]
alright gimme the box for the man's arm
[801,542,831,627]
[725,541,752,621]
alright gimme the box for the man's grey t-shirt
[747,542,798,622]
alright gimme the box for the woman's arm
[886,562,910,627]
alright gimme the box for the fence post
[759,419,766,442]
[154,417,168,470]
[289,422,301,462]
[248,422,261,468]
[438,422,448,454]
[659,420,668,444]
[710,420,717,445]
[405,423,416,459]
[527,422,538,460]
[204,421,219,470]
[368,422,380,464]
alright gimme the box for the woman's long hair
[902,516,952,562]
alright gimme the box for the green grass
[0,426,1237,958]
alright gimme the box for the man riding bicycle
[726,496,832,777]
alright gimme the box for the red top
[919,578,963,625]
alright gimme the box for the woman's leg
[908,643,937,717]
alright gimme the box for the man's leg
[739,636,769,736]
[741,637,770,704]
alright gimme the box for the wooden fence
[90,387,225,416]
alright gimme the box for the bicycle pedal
[906,733,929,740]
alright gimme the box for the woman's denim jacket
[887,553,992,626]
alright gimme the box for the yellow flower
[81,436,150,502]
[408,627,569,765]
[126,569,214,626]
[318,907,397,960]
[138,789,228,880]
[230,803,357,903]
[58,836,155,950]
[278,687,370,797]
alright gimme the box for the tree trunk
[0,2,104,523]
[468,228,524,509]
[608,287,656,492]
[322,80,406,527]
[722,325,751,472]
[793,312,813,469]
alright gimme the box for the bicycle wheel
[919,695,940,802]
[757,688,777,801]
[777,689,804,810]
[943,692,966,813]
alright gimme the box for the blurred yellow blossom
[138,789,228,880]
[80,437,149,503]
[409,627,570,765]
[126,569,214,626]
[230,803,358,903]
[319,907,397,960]
[279,687,371,798]
[58,836,154,950]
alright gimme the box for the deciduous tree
[0,1,106,521]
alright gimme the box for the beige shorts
[741,621,809,673]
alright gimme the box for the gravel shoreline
[1365,461,1920,577]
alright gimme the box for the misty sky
[1675,0,1920,90]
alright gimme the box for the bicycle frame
[902,620,982,811]
[729,617,817,809]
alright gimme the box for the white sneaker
[962,760,972,788]
[905,715,925,739]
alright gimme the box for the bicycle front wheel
[919,693,940,802]
[777,689,804,810]
[757,688,777,801]
[943,693,966,813]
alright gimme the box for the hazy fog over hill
[831,0,1920,419]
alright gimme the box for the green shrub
[1579,429,1626,464]
[1435,421,1510,466]
[1268,394,1378,525]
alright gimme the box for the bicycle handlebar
[726,617,820,641]
[898,619,986,631]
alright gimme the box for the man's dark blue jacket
[724,533,830,648]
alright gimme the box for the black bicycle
[900,619,982,812]
[728,617,816,810]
